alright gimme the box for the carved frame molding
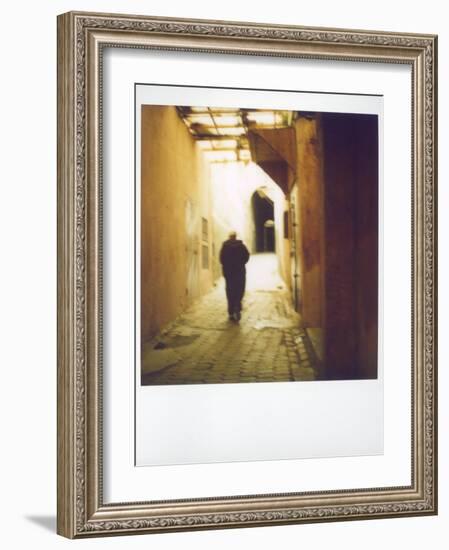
[57,11,437,538]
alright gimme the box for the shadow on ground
[25,515,56,533]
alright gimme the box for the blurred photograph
[139,104,379,386]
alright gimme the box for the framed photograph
[57,11,438,538]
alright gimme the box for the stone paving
[141,253,318,386]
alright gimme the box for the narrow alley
[140,104,379,383]
[141,253,318,385]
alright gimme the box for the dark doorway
[252,189,275,252]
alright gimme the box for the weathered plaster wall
[288,182,302,310]
[294,115,325,328]
[321,113,379,380]
[353,115,379,379]
[292,112,378,379]
[281,198,293,294]
[140,105,213,342]
[209,162,256,281]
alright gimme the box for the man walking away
[219,231,250,321]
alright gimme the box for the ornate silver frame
[57,11,438,538]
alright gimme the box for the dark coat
[219,239,250,277]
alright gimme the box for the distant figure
[219,231,250,321]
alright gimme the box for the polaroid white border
[134,83,383,468]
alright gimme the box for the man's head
[228,230,237,240]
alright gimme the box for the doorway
[252,188,275,252]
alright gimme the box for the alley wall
[140,105,214,342]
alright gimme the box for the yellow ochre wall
[140,105,214,343]
[294,115,325,328]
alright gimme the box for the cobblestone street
[141,253,318,385]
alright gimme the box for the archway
[251,188,275,252]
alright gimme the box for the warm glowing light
[204,150,238,162]
[218,127,246,136]
[212,115,241,126]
